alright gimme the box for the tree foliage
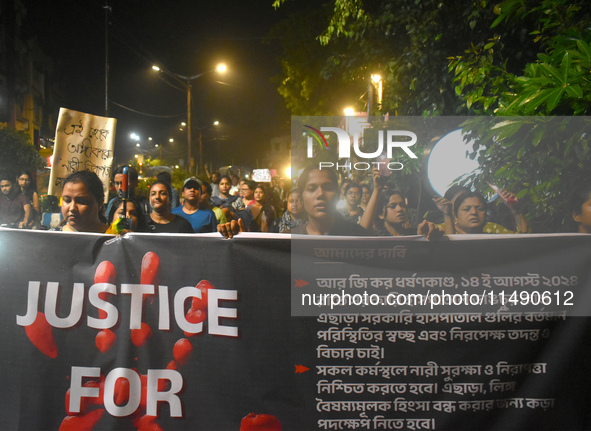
[0,127,45,174]
[273,0,540,116]
[275,0,591,231]
[449,0,591,231]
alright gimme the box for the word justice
[16,281,238,337]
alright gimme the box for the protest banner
[0,229,590,430]
[48,108,117,202]
[253,169,272,183]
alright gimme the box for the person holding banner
[146,181,193,233]
[172,178,218,233]
[362,169,444,239]
[54,170,109,233]
[374,189,417,236]
[291,166,369,236]
[435,185,530,234]
[452,191,489,234]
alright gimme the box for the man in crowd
[200,180,227,225]
[210,171,221,198]
[0,171,31,228]
[172,178,218,233]
[106,166,150,216]
[156,171,180,209]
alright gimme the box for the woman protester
[289,166,369,236]
[147,180,193,233]
[238,180,257,208]
[53,170,109,233]
[452,191,489,234]
[250,183,276,232]
[217,167,368,238]
[435,185,529,234]
[212,175,239,220]
[360,183,372,211]
[338,182,364,224]
[277,189,306,233]
[18,171,40,227]
[107,196,148,233]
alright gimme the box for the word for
[70,366,182,418]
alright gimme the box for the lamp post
[367,74,382,119]
[152,63,226,175]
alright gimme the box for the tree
[275,0,591,231]
[272,0,538,116]
[448,0,591,231]
[0,127,45,174]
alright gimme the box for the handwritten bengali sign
[252,168,272,182]
[48,108,117,202]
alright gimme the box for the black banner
[1,229,591,430]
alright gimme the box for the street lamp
[195,121,221,175]
[368,73,383,119]
[152,63,227,175]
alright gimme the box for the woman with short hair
[146,180,193,233]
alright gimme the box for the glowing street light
[344,107,355,116]
[370,74,383,113]
[151,62,227,174]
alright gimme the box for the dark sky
[22,0,295,167]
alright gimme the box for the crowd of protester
[2,165,591,237]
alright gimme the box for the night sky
[22,0,295,168]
